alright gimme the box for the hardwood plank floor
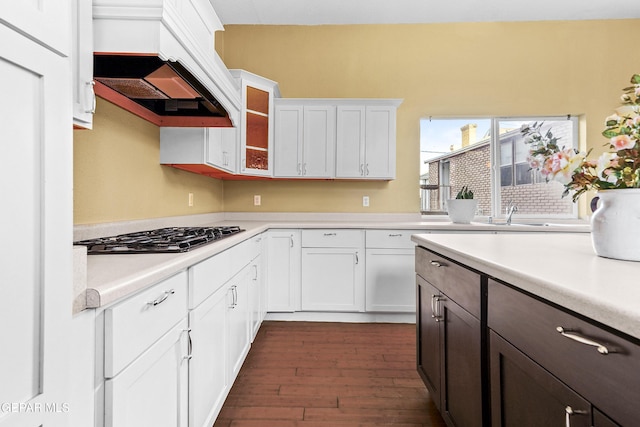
[214,321,446,427]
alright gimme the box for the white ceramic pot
[590,189,640,261]
[446,199,478,224]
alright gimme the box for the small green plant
[455,186,474,199]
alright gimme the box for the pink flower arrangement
[522,73,640,201]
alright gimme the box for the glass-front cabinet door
[231,69,279,177]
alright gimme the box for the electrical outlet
[363,196,370,207]
[188,192,194,207]
[254,195,261,206]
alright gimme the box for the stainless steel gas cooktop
[74,226,244,254]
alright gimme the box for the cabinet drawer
[488,279,640,427]
[366,229,421,249]
[105,271,188,378]
[415,246,481,318]
[190,250,231,309]
[301,229,364,248]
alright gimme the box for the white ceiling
[209,0,640,25]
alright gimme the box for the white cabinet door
[207,127,238,173]
[336,103,398,179]
[249,253,263,341]
[227,269,250,383]
[0,1,70,56]
[0,21,72,427]
[72,0,95,129]
[105,319,189,427]
[365,248,416,312]
[301,248,365,312]
[274,104,304,177]
[189,286,228,427]
[336,105,366,178]
[266,230,301,312]
[364,105,396,179]
[303,105,336,178]
[232,70,278,177]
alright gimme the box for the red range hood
[94,53,233,127]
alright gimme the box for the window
[420,117,578,218]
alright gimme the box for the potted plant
[446,186,478,224]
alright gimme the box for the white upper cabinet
[72,0,95,129]
[336,101,402,180]
[160,127,238,175]
[274,101,336,178]
[0,1,71,56]
[230,69,280,177]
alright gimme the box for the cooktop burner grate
[74,226,244,254]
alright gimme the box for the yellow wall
[73,19,640,223]
[220,20,640,214]
[73,98,224,224]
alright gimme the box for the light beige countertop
[411,232,640,340]
[75,213,589,311]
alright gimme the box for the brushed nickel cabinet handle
[431,295,444,322]
[556,327,610,355]
[183,328,193,362]
[565,406,587,427]
[430,260,444,268]
[147,289,175,306]
[388,233,402,237]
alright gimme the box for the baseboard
[264,311,416,324]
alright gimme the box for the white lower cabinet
[188,285,228,427]
[249,250,264,341]
[226,269,251,382]
[364,230,422,312]
[365,248,416,312]
[301,230,365,312]
[187,239,259,427]
[105,318,189,427]
[266,230,301,312]
[101,271,189,427]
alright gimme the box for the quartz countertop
[411,232,640,340]
[76,213,589,310]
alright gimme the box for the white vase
[446,199,478,224]
[590,189,640,261]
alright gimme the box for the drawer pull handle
[388,233,402,237]
[556,327,610,355]
[147,289,175,306]
[565,406,587,427]
[430,260,444,268]
[323,233,337,236]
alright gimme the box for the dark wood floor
[214,321,446,427]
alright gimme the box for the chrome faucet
[506,204,518,225]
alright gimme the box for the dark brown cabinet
[416,244,636,427]
[489,330,591,427]
[489,279,634,427]
[416,247,485,427]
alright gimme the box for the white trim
[265,311,415,323]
